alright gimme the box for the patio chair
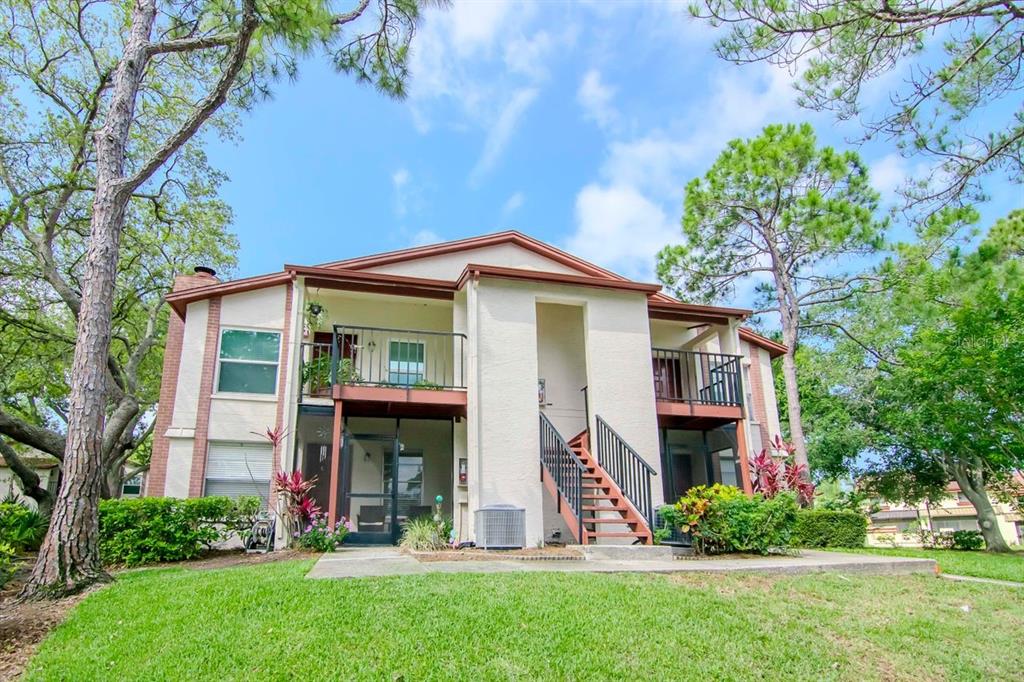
[357,505,386,533]
[407,505,432,520]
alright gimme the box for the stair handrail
[594,415,657,530]
[538,412,585,543]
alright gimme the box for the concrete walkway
[306,546,937,580]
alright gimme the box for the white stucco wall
[169,298,210,433]
[209,285,288,442]
[362,242,585,280]
[581,290,664,506]
[757,347,782,440]
[466,277,663,545]
[536,302,588,438]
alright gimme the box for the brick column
[146,270,219,496]
[271,281,294,473]
[188,296,222,497]
[745,346,772,450]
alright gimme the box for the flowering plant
[294,512,355,552]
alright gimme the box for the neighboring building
[146,231,785,547]
[0,449,59,509]
[868,479,1024,547]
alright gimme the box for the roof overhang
[286,265,458,300]
[457,263,662,294]
[739,328,787,358]
[647,299,750,326]
[165,272,294,316]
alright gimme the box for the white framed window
[388,339,425,386]
[217,328,280,394]
[204,442,273,506]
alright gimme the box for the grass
[25,560,1024,681]
[837,547,1024,583]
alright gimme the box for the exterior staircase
[569,430,653,545]
[538,412,653,546]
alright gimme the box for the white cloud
[565,61,811,286]
[469,88,539,185]
[391,168,413,217]
[409,229,442,247]
[868,152,935,205]
[502,191,525,216]
[566,184,677,280]
[577,69,617,130]
[407,1,572,183]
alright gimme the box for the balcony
[299,324,467,415]
[651,349,743,422]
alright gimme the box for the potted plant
[305,300,325,332]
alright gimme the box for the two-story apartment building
[146,231,785,547]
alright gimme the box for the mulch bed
[0,549,302,681]
[408,546,585,562]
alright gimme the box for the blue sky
[206,1,1021,310]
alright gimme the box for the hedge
[793,509,867,548]
[99,496,260,567]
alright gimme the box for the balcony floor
[332,384,467,418]
[655,400,742,429]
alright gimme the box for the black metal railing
[333,325,466,390]
[651,349,743,406]
[298,325,467,398]
[539,412,584,543]
[594,415,657,530]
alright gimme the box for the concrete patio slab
[307,547,937,580]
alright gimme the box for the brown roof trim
[317,230,629,282]
[286,265,458,300]
[457,263,662,294]
[165,272,294,315]
[648,298,751,319]
[740,328,787,358]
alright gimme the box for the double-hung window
[218,329,280,394]
[388,340,425,386]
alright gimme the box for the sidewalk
[307,546,937,579]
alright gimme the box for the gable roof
[163,230,755,325]
[316,230,630,281]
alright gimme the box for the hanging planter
[305,300,325,332]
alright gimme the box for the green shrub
[0,541,17,588]
[399,516,450,551]
[0,502,48,551]
[98,496,260,567]
[951,529,985,551]
[662,485,798,555]
[794,509,867,548]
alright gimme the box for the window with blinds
[204,442,273,506]
[217,329,280,394]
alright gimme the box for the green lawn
[25,560,1024,681]
[837,547,1024,583]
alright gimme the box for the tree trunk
[952,467,1012,553]
[19,0,157,600]
[0,441,55,518]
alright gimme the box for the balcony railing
[651,349,743,407]
[299,325,467,398]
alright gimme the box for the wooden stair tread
[582,505,627,512]
[584,518,640,525]
[586,531,649,538]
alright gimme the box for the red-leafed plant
[253,425,290,451]
[750,435,815,506]
[272,470,320,538]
